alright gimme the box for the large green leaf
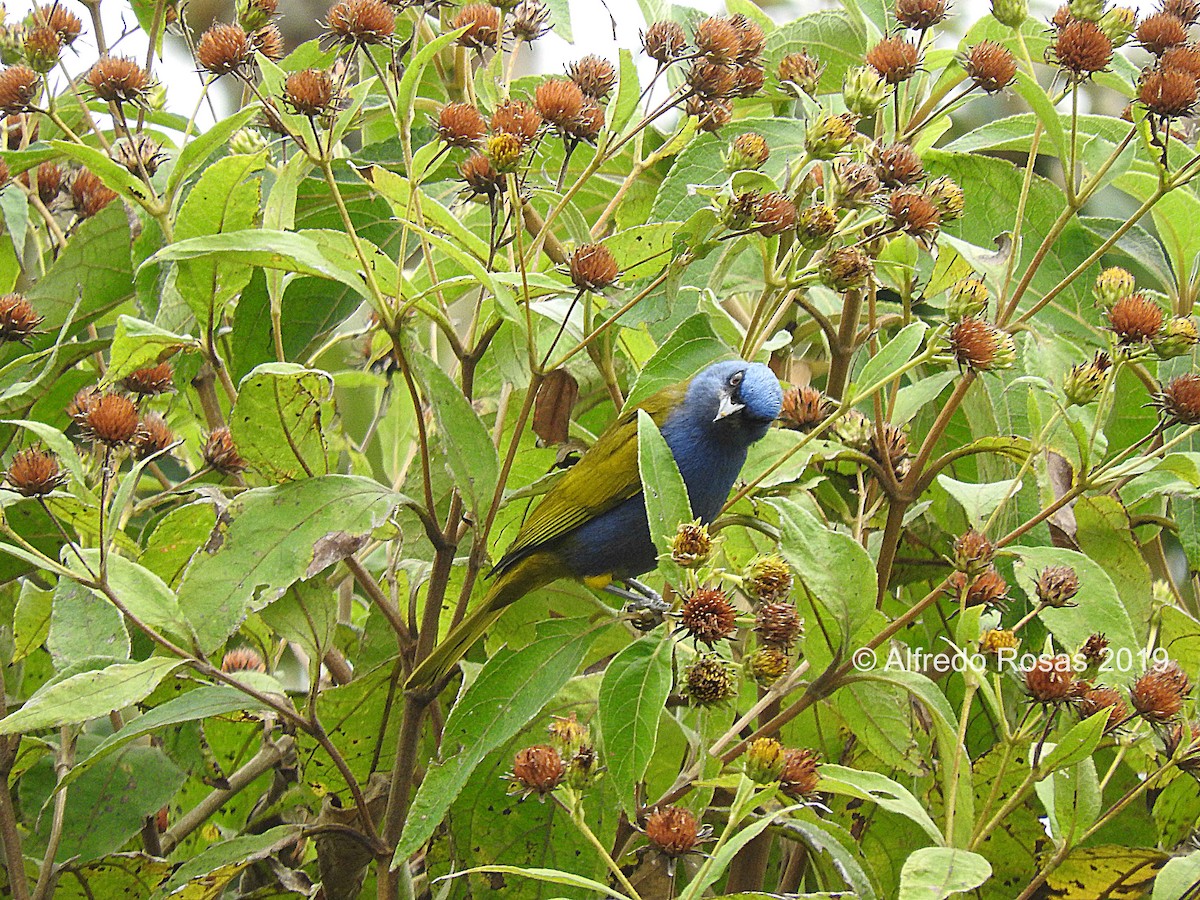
[66,551,194,647]
[101,316,197,387]
[175,475,403,653]
[637,410,693,560]
[898,847,992,899]
[229,362,333,482]
[625,313,731,408]
[597,631,674,815]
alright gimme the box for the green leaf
[442,866,630,900]
[167,105,260,198]
[1012,546,1139,680]
[101,316,197,387]
[684,802,807,900]
[638,410,693,560]
[603,222,679,281]
[898,847,992,899]
[176,475,402,653]
[893,371,957,426]
[259,580,337,665]
[397,27,466,133]
[151,825,302,898]
[763,10,867,95]
[598,631,674,816]
[0,656,182,734]
[172,153,265,329]
[66,551,194,647]
[626,313,731,408]
[785,810,880,899]
[408,352,498,517]
[394,618,601,865]
[1038,710,1111,772]
[608,48,640,133]
[1153,849,1200,900]
[12,581,50,663]
[47,579,129,669]
[936,474,1021,527]
[48,140,154,206]
[772,498,874,644]
[61,685,272,791]
[229,362,333,481]
[855,322,928,394]
[819,764,943,844]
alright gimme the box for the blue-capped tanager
[405,359,783,692]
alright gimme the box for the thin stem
[557,797,644,900]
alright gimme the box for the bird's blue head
[691,359,783,443]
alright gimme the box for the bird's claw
[607,581,671,632]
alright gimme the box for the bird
[404,359,783,692]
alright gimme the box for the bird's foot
[604,580,671,632]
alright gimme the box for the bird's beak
[714,391,745,422]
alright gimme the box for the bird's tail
[404,556,556,693]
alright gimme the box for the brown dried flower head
[687,60,736,99]
[222,646,267,673]
[82,393,141,446]
[871,422,911,478]
[687,97,733,133]
[0,66,40,115]
[568,54,617,99]
[24,161,62,206]
[491,99,543,145]
[693,15,740,64]
[511,0,552,42]
[1138,11,1189,54]
[684,654,736,705]
[964,40,1017,92]
[866,36,921,83]
[1165,0,1200,25]
[947,565,1009,609]
[780,385,832,431]
[1139,65,1198,116]
[436,102,485,148]
[729,132,769,170]
[134,413,174,460]
[36,4,82,46]
[1080,633,1110,665]
[67,387,100,425]
[778,50,824,95]
[535,78,585,131]
[1036,564,1081,608]
[887,188,941,240]
[948,316,1016,371]
[123,362,174,395]
[327,0,395,45]
[644,806,708,856]
[1155,374,1200,425]
[453,3,501,50]
[112,134,166,178]
[748,646,789,685]
[69,168,118,219]
[953,529,994,573]
[754,191,797,237]
[730,13,766,63]
[744,554,794,602]
[671,521,713,567]
[509,744,565,798]
[1131,659,1191,723]
[23,27,62,74]
[251,23,285,61]
[821,246,873,292]
[568,242,618,291]
[876,142,925,187]
[797,204,839,246]
[1079,684,1129,729]
[1108,292,1164,342]
[1162,42,1200,77]
[459,152,501,198]
[896,0,948,30]
[1053,19,1114,76]
[642,20,688,65]
[755,601,801,649]
[5,447,64,496]
[680,586,737,646]
[0,293,42,343]
[285,68,336,117]
[86,56,149,104]
[780,747,821,799]
[197,24,252,76]
[203,426,248,474]
[565,101,604,142]
[1025,654,1075,703]
[732,62,766,97]
[833,159,882,208]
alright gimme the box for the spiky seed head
[222,646,267,672]
[327,0,395,45]
[683,654,736,705]
[509,744,565,797]
[754,191,797,236]
[82,393,140,446]
[250,23,285,61]
[1108,292,1164,342]
[948,317,1017,371]
[843,64,889,115]
[964,40,1017,92]
[754,601,802,649]
[1155,374,1200,425]
[726,132,769,171]
[534,78,585,131]
[565,101,604,142]
[693,15,740,64]
[680,586,737,646]
[779,747,821,798]
[111,134,166,177]
[23,26,61,73]
[947,565,1009,609]
[5,447,64,496]
[1163,43,1200,79]
[780,385,832,431]
[1079,684,1127,729]
[804,111,857,159]
[887,189,941,240]
[490,99,542,144]
[452,4,501,50]
[1080,633,1110,666]
[779,49,824,96]
[36,4,82,46]
[459,152,501,197]
[686,60,735,99]
[196,23,252,75]
[1153,315,1200,358]
[744,554,794,602]
[511,0,552,42]
[285,68,335,117]
[747,646,789,685]
[1063,351,1111,405]
[953,529,994,573]
[203,427,247,474]
[744,737,786,783]
[671,521,713,567]
[947,275,990,320]
[1138,11,1189,55]
[122,362,174,395]
[926,175,965,220]
[1131,660,1191,723]
[722,187,759,229]
[67,387,101,425]
[866,36,920,83]
[732,63,765,98]
[833,158,882,208]
[0,66,39,115]
[86,56,149,103]
[1139,65,1198,117]
[69,169,118,218]
[686,97,733,133]
[568,243,618,291]
[821,246,873,292]
[1024,654,1075,703]
[0,293,42,343]
[797,204,839,247]
[1165,0,1200,25]
[1036,564,1081,607]
[896,0,948,29]
[642,20,688,65]
[567,54,616,99]
[730,13,766,63]
[644,806,706,856]
[134,413,174,460]
[1052,19,1113,77]
[436,102,486,148]
[876,142,925,187]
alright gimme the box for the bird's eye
[728,371,744,388]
